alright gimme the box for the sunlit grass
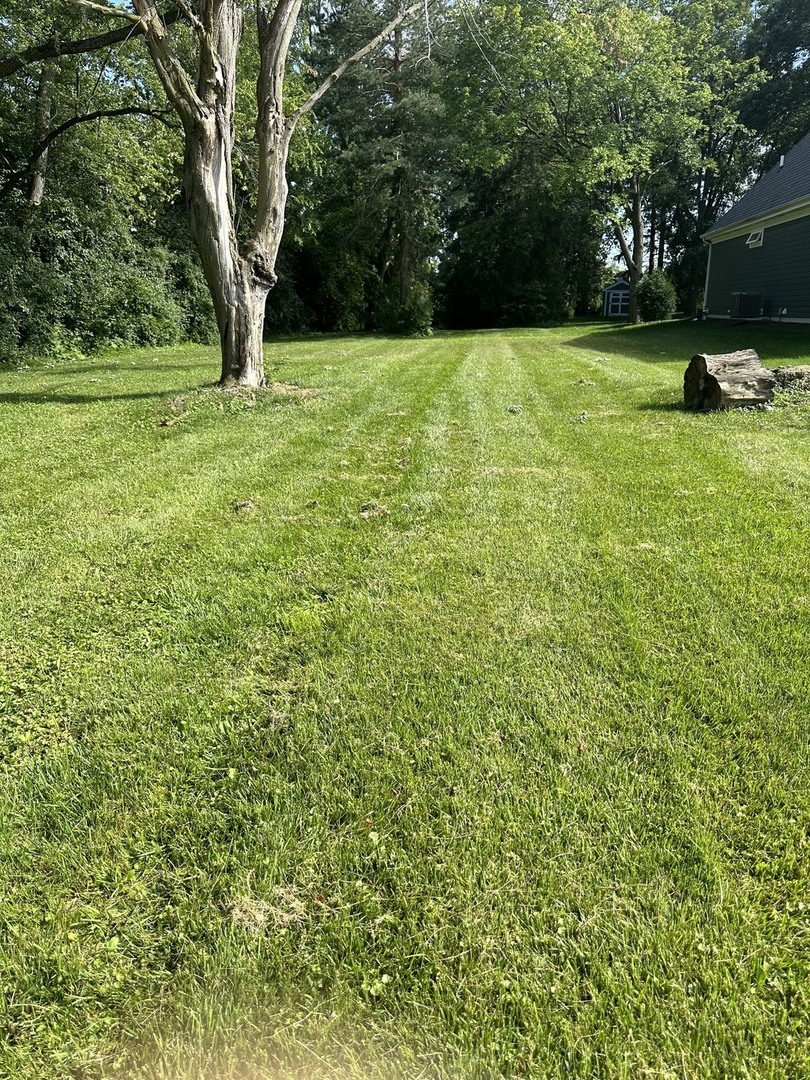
[1,321,809,1078]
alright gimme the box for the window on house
[608,292,629,316]
[746,229,764,248]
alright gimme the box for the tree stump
[683,350,775,410]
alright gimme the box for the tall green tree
[438,157,604,327]
[0,1,216,358]
[577,2,699,321]
[290,0,447,333]
[664,0,764,313]
[443,0,700,321]
[743,0,810,161]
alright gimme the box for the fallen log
[683,349,775,410]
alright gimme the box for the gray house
[603,278,630,317]
[703,131,810,322]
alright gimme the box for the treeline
[1,0,808,360]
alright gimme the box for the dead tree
[65,0,428,387]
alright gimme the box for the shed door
[608,290,629,316]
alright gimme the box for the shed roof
[704,130,810,239]
[603,279,630,293]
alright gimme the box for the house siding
[706,215,810,320]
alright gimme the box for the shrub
[0,199,217,364]
[637,270,677,322]
[374,281,434,336]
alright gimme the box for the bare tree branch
[174,0,204,39]
[0,106,171,202]
[132,0,206,125]
[64,0,143,23]
[287,0,434,132]
[0,8,180,80]
[251,0,303,251]
[258,0,302,108]
[614,217,634,271]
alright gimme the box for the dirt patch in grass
[267,381,319,398]
[157,381,321,426]
[219,380,321,401]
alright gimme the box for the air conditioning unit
[731,292,762,318]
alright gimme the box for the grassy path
[1,322,809,1077]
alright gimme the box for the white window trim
[746,229,764,248]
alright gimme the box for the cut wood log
[683,349,775,410]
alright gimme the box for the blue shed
[603,278,630,318]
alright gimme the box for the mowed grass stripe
[0,325,809,1078]
[318,329,810,1073]
[248,333,809,1073]
[0,336,464,704]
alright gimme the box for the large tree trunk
[23,59,55,248]
[684,245,706,316]
[184,119,277,388]
[126,0,425,387]
[628,182,643,323]
[657,207,665,270]
[616,177,644,323]
[134,0,289,388]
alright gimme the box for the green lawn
[1,321,809,1079]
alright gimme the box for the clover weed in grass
[1,326,809,1078]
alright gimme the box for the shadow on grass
[564,319,810,364]
[49,362,212,376]
[636,400,687,412]
[0,389,186,405]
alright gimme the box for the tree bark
[628,182,643,323]
[29,61,55,211]
[684,350,775,410]
[133,0,281,387]
[117,0,428,386]
[615,178,644,323]
[184,120,273,387]
[684,250,705,317]
[0,8,181,80]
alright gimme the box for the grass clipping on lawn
[0,323,809,1078]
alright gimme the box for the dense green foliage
[637,268,678,321]
[743,0,810,164]
[279,0,447,335]
[0,4,218,361]
[1,0,809,356]
[2,323,810,1076]
[438,167,603,327]
[0,204,216,361]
